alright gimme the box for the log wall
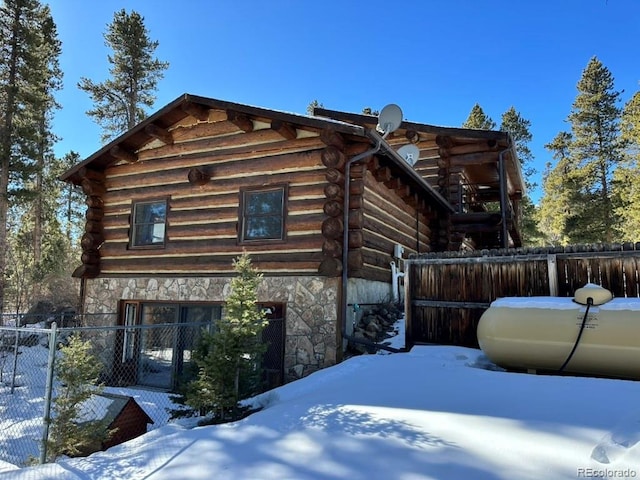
[97,116,330,276]
[360,169,432,283]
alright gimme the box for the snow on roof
[76,394,115,423]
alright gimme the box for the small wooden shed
[81,392,154,452]
[101,392,154,450]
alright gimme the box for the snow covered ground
[1,327,639,480]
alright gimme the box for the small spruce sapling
[184,252,268,422]
[46,335,112,461]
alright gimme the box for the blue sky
[47,0,640,202]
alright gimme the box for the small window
[131,199,167,247]
[240,186,286,242]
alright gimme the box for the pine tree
[184,253,268,422]
[499,107,542,245]
[621,90,640,154]
[564,56,624,243]
[0,0,62,312]
[47,335,111,461]
[462,103,496,130]
[57,152,85,245]
[78,9,168,142]
[306,99,323,115]
[612,89,640,241]
[538,132,574,245]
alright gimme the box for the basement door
[118,302,221,390]
[117,301,285,391]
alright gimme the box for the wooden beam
[323,200,342,218]
[318,257,342,277]
[80,178,106,197]
[444,139,498,156]
[322,239,342,258]
[144,123,174,145]
[226,110,254,132]
[449,152,498,166]
[321,146,345,169]
[187,167,212,186]
[324,182,344,200]
[110,145,137,163]
[451,212,502,225]
[321,217,343,240]
[320,128,345,150]
[326,168,345,184]
[405,130,421,144]
[435,135,454,148]
[72,264,100,279]
[77,167,105,182]
[374,166,392,183]
[182,101,210,121]
[270,119,297,140]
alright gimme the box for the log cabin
[61,93,525,388]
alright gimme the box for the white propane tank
[476,284,640,379]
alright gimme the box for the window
[118,301,222,389]
[131,199,167,247]
[240,186,286,242]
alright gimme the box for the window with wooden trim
[239,186,287,242]
[130,199,167,247]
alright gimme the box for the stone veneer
[83,275,340,383]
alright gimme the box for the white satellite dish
[376,104,403,137]
[397,144,420,167]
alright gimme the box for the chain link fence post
[39,322,57,465]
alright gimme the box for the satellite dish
[376,104,403,137]
[397,144,420,167]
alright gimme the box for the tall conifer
[565,57,623,243]
[78,9,168,142]
[462,103,496,130]
[0,0,62,311]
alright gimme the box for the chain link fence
[0,315,213,467]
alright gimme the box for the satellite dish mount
[376,104,403,138]
[397,144,420,167]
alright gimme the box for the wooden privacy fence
[405,243,640,348]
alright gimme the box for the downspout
[340,132,401,354]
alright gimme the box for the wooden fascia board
[314,107,511,143]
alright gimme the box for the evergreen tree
[57,151,85,245]
[462,103,496,130]
[184,253,268,422]
[306,99,323,115]
[612,88,640,241]
[78,9,169,142]
[621,90,640,154]
[612,163,640,242]
[538,132,574,245]
[499,107,542,245]
[0,0,62,312]
[47,335,111,461]
[564,56,623,243]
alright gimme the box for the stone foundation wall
[83,275,340,383]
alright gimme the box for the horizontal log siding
[98,124,328,276]
[353,170,431,283]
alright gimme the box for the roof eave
[365,129,455,213]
